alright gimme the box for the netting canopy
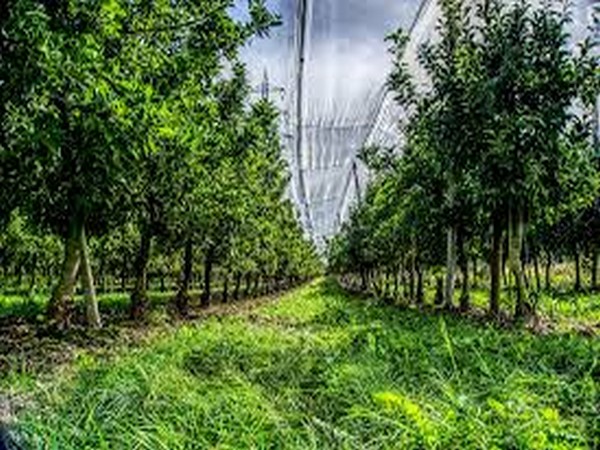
[238,0,599,246]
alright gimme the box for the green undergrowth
[8,279,600,449]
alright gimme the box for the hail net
[241,0,599,246]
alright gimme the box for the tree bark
[574,246,582,292]
[416,264,424,306]
[222,272,229,303]
[130,228,152,320]
[252,273,260,297]
[458,230,470,312]
[201,247,214,308]
[409,254,416,303]
[490,213,503,317]
[444,225,457,309]
[434,276,444,306]
[121,253,127,292]
[29,255,37,292]
[592,248,599,291]
[545,250,552,291]
[244,273,252,297]
[233,272,242,300]
[80,224,101,328]
[533,250,541,292]
[508,206,528,319]
[176,238,193,315]
[47,218,82,329]
[459,258,470,312]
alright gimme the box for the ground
[1,279,599,449]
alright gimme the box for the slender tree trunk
[201,248,214,308]
[574,246,582,292]
[47,218,82,329]
[533,251,541,292]
[130,228,152,320]
[121,254,127,292]
[80,225,101,328]
[490,214,503,317]
[222,272,229,303]
[460,258,470,312]
[253,273,260,296]
[360,267,367,291]
[434,276,444,306]
[385,269,392,298]
[244,273,252,297]
[393,265,399,299]
[233,272,242,300]
[444,225,457,309]
[401,258,408,300]
[416,263,424,306]
[176,238,194,315]
[409,254,416,303]
[592,248,599,291]
[457,230,470,312]
[545,250,552,291]
[472,256,478,290]
[160,272,166,293]
[508,206,528,319]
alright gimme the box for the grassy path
[4,279,600,449]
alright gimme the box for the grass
[3,279,600,449]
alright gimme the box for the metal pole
[352,160,362,204]
[296,0,314,238]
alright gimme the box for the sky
[231,0,423,240]
[234,0,421,103]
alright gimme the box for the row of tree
[0,0,321,329]
[329,0,600,319]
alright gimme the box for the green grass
[6,279,600,449]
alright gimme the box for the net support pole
[295,0,314,238]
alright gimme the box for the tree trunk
[409,254,416,303]
[460,258,470,312]
[508,206,528,319]
[80,224,101,328]
[160,272,166,293]
[393,266,399,299]
[201,248,213,308]
[490,214,503,317]
[592,248,599,291]
[121,254,127,292]
[233,272,242,300]
[222,272,229,303]
[416,264,424,306]
[176,238,193,315]
[444,225,457,309]
[244,273,252,297]
[574,246,582,292]
[252,273,260,297]
[29,255,37,292]
[130,228,152,320]
[533,251,541,292]
[545,250,552,291]
[434,276,444,306]
[47,218,82,329]
[472,256,478,290]
[457,230,470,312]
